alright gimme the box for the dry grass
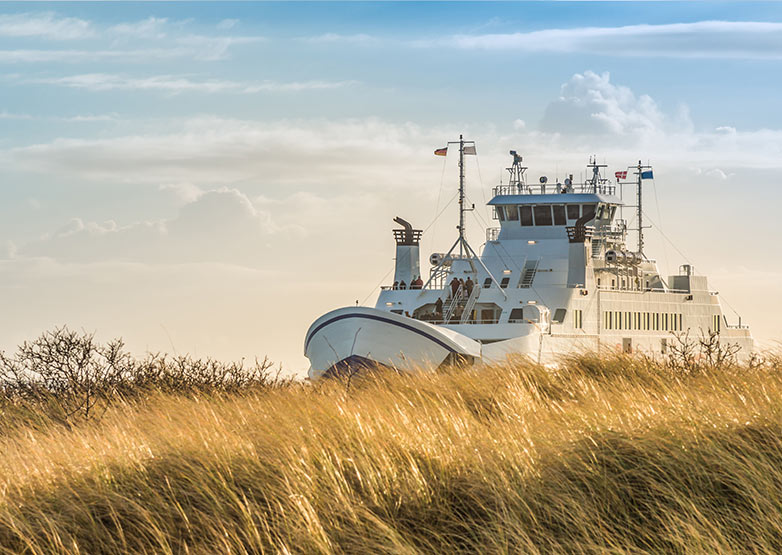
[1,345,782,553]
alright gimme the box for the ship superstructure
[304,137,753,378]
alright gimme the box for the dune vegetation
[1,328,781,553]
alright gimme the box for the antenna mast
[633,159,653,256]
[458,134,465,257]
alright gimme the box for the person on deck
[411,275,423,289]
[459,278,466,299]
[465,277,474,297]
[449,277,459,298]
[435,297,443,318]
[399,280,406,290]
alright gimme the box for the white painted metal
[304,143,754,378]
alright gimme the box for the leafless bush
[666,329,742,374]
[0,327,281,427]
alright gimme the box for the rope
[431,151,449,248]
[641,209,742,319]
[359,265,394,306]
[650,178,670,275]
[358,193,456,306]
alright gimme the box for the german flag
[434,147,448,156]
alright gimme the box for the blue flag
[641,170,654,180]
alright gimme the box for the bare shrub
[0,327,281,428]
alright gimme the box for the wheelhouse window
[520,205,533,226]
[506,205,519,221]
[496,207,505,221]
[567,204,580,220]
[552,205,566,225]
[533,205,553,226]
[582,204,597,221]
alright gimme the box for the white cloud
[23,73,355,94]
[0,48,190,63]
[108,17,168,39]
[540,70,677,136]
[0,12,93,40]
[5,116,450,189]
[217,19,238,31]
[0,110,32,120]
[303,33,376,44]
[430,21,782,59]
[173,35,266,61]
[19,188,275,266]
[0,37,263,64]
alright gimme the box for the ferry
[304,136,753,378]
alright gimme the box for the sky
[1,2,781,376]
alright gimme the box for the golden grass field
[1,338,782,553]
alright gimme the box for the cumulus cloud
[540,70,679,136]
[0,12,93,40]
[434,21,782,59]
[19,188,275,266]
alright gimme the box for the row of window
[496,203,617,226]
[573,309,583,329]
[604,311,684,332]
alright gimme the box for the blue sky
[1,2,781,372]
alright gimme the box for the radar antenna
[586,155,608,194]
[506,150,527,193]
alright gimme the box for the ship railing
[492,183,616,196]
[417,317,501,325]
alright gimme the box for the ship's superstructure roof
[488,193,621,206]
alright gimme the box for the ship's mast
[636,160,644,255]
[458,134,465,257]
[633,159,653,257]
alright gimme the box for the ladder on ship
[443,285,463,322]
[519,259,539,288]
[459,286,481,323]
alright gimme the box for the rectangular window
[626,312,631,329]
[679,314,683,331]
[644,312,650,330]
[615,311,622,330]
[533,205,553,226]
[605,311,612,330]
[654,313,660,331]
[506,205,519,221]
[553,308,567,323]
[574,309,583,329]
[520,205,533,226]
[712,314,721,333]
[567,204,580,220]
[508,308,524,323]
[497,207,506,221]
[552,205,566,225]
[582,204,596,221]
[663,313,669,331]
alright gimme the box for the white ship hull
[304,307,481,379]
